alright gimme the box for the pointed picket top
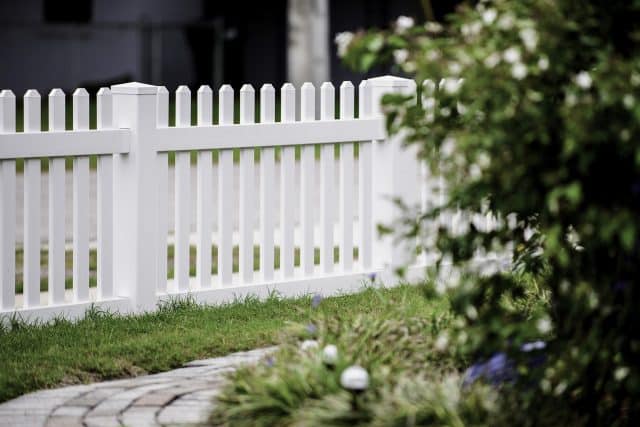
[73,87,89,98]
[97,87,111,96]
[320,82,335,120]
[176,85,191,94]
[111,81,158,95]
[340,81,354,90]
[197,85,213,126]
[239,84,255,124]
[175,86,191,127]
[340,81,355,120]
[281,83,295,123]
[24,89,40,98]
[260,84,275,123]
[218,85,234,125]
[198,85,212,94]
[49,88,64,98]
[49,89,66,131]
[0,89,15,99]
[97,88,113,129]
[358,80,370,119]
[156,86,169,127]
[300,82,315,121]
[157,86,169,95]
[0,89,16,132]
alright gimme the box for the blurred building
[0,0,455,94]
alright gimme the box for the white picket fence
[0,75,428,323]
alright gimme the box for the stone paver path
[0,347,275,427]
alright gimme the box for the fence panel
[339,81,355,272]
[73,88,90,303]
[259,84,276,282]
[239,84,256,285]
[319,82,335,274]
[174,85,191,292]
[279,84,296,279]
[196,85,213,290]
[217,85,234,286]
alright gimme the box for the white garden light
[340,365,369,391]
[322,344,338,366]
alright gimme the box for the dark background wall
[0,0,459,94]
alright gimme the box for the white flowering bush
[340,0,640,425]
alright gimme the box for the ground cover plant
[0,284,445,403]
[212,0,640,425]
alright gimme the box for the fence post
[368,75,419,271]
[110,82,159,312]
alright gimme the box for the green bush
[340,0,640,424]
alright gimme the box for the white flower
[461,21,482,38]
[497,13,515,30]
[322,344,339,365]
[511,63,528,80]
[482,8,498,25]
[393,49,409,64]
[396,16,414,33]
[426,49,441,61]
[448,61,462,75]
[503,47,521,64]
[519,27,538,51]
[465,305,478,320]
[335,32,354,57]
[536,317,552,334]
[575,71,592,89]
[537,56,550,71]
[423,97,436,110]
[300,339,319,351]
[441,137,457,157]
[425,21,443,33]
[443,78,462,95]
[484,52,501,68]
[565,93,577,107]
[340,365,369,391]
[614,366,630,381]
[435,332,449,351]
[623,94,635,109]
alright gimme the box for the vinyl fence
[0,75,427,323]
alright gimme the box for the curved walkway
[0,347,274,427]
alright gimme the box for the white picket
[156,86,169,292]
[339,81,355,271]
[279,83,296,279]
[0,90,16,310]
[72,88,90,303]
[239,84,255,284]
[300,82,315,276]
[48,88,66,305]
[174,85,191,291]
[319,82,335,273]
[96,88,114,300]
[217,85,234,286]
[358,80,372,269]
[259,84,276,281]
[23,89,41,307]
[196,85,213,289]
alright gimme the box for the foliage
[210,284,498,426]
[340,0,640,424]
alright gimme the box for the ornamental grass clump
[339,0,640,424]
[209,301,496,426]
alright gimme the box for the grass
[14,244,357,294]
[0,284,447,403]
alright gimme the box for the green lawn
[0,284,446,403]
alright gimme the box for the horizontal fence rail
[0,75,431,324]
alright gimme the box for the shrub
[341,0,640,424]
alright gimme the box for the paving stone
[86,398,133,417]
[83,415,122,427]
[45,416,85,427]
[67,388,126,407]
[51,405,89,417]
[157,405,210,425]
[134,392,177,406]
[119,406,160,427]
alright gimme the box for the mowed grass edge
[0,284,447,403]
